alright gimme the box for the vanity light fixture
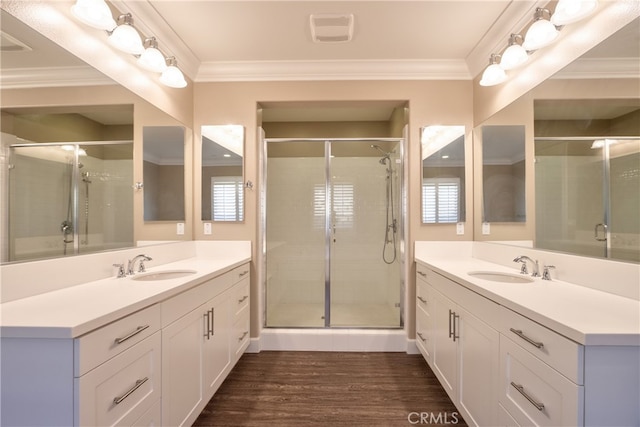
[500,34,528,70]
[160,57,187,88]
[70,0,116,31]
[479,54,507,87]
[108,13,144,55]
[552,0,598,25]
[137,37,168,73]
[522,8,560,51]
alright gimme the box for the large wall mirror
[143,126,186,222]
[478,16,639,263]
[420,126,466,224]
[201,125,245,222]
[481,125,526,223]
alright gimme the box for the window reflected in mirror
[421,126,466,224]
[481,125,526,223]
[143,126,185,221]
[201,125,245,222]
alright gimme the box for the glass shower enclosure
[3,140,133,262]
[535,137,640,263]
[264,138,404,328]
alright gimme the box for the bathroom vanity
[415,241,640,427]
[0,241,250,427]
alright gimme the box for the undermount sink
[132,270,197,281]
[467,271,534,283]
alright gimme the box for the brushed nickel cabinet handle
[511,382,545,411]
[238,331,249,342]
[203,311,211,340]
[239,270,249,277]
[113,377,148,405]
[417,296,427,304]
[238,295,249,303]
[416,332,427,342]
[510,328,544,349]
[417,271,427,277]
[114,325,149,345]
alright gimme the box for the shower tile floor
[267,303,400,328]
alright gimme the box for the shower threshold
[266,302,400,328]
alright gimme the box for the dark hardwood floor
[193,351,467,426]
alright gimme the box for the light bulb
[479,55,507,87]
[108,14,144,55]
[551,0,598,25]
[71,0,116,31]
[160,57,187,88]
[138,38,167,73]
[523,9,559,51]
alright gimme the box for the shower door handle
[594,223,607,242]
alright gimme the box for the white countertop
[0,254,250,339]
[416,255,640,346]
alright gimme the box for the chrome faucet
[127,254,152,275]
[513,255,540,277]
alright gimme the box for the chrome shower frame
[259,134,407,329]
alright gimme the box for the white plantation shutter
[313,182,354,228]
[422,178,459,223]
[212,176,244,221]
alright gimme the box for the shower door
[265,138,403,328]
[535,137,640,262]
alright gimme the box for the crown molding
[110,0,200,81]
[0,66,114,89]
[196,59,471,82]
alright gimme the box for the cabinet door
[457,306,500,427]
[161,305,206,427]
[203,292,230,397]
[431,288,457,402]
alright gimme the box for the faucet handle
[513,257,528,275]
[542,265,556,281]
[113,263,126,278]
[138,259,148,273]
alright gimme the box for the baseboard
[256,328,410,352]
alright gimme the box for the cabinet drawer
[75,305,161,377]
[76,332,161,427]
[233,278,250,319]
[131,399,161,427]
[500,335,583,426]
[416,279,430,315]
[231,263,250,284]
[499,306,584,384]
[232,310,250,360]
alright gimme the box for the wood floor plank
[193,352,467,426]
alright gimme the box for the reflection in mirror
[1,106,134,263]
[201,125,244,222]
[143,126,185,221]
[420,126,465,224]
[481,125,526,223]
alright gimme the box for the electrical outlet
[456,222,464,235]
[482,222,491,235]
[204,222,212,235]
[177,223,185,235]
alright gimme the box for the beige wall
[193,79,474,337]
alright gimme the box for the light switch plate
[204,222,212,235]
[456,222,464,235]
[177,223,185,235]
[482,222,490,235]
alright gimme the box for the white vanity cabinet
[161,263,250,427]
[416,265,500,427]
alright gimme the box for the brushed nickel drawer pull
[416,332,427,342]
[238,331,249,341]
[417,296,427,304]
[511,382,545,411]
[417,271,427,277]
[115,325,150,344]
[204,311,211,339]
[239,270,249,277]
[510,328,544,349]
[113,377,148,405]
[238,295,249,303]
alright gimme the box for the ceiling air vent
[310,14,354,43]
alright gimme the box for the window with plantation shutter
[212,176,244,221]
[313,182,354,228]
[422,178,460,223]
